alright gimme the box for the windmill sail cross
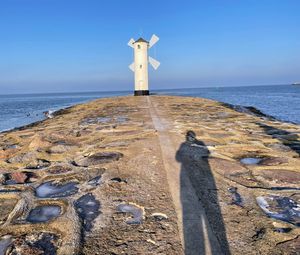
[149,34,159,48]
[149,56,160,70]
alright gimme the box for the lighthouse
[128,34,160,96]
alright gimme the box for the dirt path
[147,96,223,255]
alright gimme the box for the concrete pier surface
[0,95,300,254]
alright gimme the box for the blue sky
[0,0,299,93]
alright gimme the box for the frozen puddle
[75,193,100,231]
[240,157,262,165]
[97,117,111,123]
[27,205,61,223]
[81,117,111,125]
[0,235,12,255]
[35,181,78,198]
[75,152,123,167]
[87,176,102,187]
[116,116,128,123]
[116,203,144,224]
[256,195,300,226]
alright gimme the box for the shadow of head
[186,130,196,142]
[186,130,207,147]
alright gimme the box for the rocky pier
[0,95,300,254]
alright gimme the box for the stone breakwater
[0,95,299,254]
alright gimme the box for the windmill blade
[149,34,159,48]
[128,38,135,48]
[149,56,160,70]
[129,62,135,72]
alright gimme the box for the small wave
[43,110,55,119]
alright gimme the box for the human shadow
[176,131,230,255]
[257,122,300,156]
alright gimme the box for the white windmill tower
[128,34,160,96]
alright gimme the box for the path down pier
[147,96,223,255]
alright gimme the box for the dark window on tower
[140,65,142,69]
[137,44,141,49]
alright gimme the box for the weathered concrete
[0,95,300,254]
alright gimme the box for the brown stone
[260,157,288,166]
[208,157,248,176]
[10,172,28,183]
[276,236,300,254]
[260,169,300,184]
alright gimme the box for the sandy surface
[0,95,300,254]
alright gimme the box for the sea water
[0,91,129,132]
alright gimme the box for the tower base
[134,90,149,96]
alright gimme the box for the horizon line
[0,83,291,96]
